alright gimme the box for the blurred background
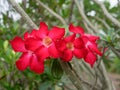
[0,0,120,90]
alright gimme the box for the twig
[90,47,106,90]
[90,70,98,90]
[96,47,106,68]
[68,0,74,23]
[72,68,101,90]
[63,82,74,90]
[81,61,95,77]
[91,54,105,90]
[94,16,111,30]
[93,0,120,28]
[74,0,97,34]
[0,75,6,80]
[22,0,27,9]
[8,0,38,29]
[110,46,120,59]
[99,61,116,90]
[83,20,94,34]
[71,58,82,79]
[35,0,67,26]
[95,46,116,90]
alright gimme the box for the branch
[91,47,106,90]
[68,0,75,23]
[59,60,83,90]
[110,46,120,59]
[8,0,38,29]
[99,61,116,90]
[35,0,67,26]
[93,0,120,28]
[94,16,111,30]
[74,0,97,34]
[83,20,94,34]
[72,67,101,90]
[60,60,101,90]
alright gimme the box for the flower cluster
[10,22,102,74]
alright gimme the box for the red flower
[25,22,65,60]
[57,34,87,61]
[81,35,102,67]
[10,21,103,74]
[69,23,102,67]
[10,36,44,74]
[69,23,84,35]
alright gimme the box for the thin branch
[8,0,38,29]
[93,0,120,28]
[74,0,97,34]
[68,0,75,23]
[35,0,67,26]
[91,47,106,90]
[99,61,116,90]
[90,70,98,90]
[94,16,111,30]
[81,61,95,77]
[110,46,120,59]
[63,82,74,90]
[72,67,101,90]
[83,20,94,34]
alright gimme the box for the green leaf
[39,81,55,90]
[50,59,63,79]
[3,40,8,51]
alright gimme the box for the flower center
[43,36,52,46]
[66,42,74,50]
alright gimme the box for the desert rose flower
[10,22,103,74]
[69,23,102,67]
[25,22,65,60]
[81,35,102,67]
[10,36,44,74]
[59,34,87,61]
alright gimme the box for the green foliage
[0,0,120,89]
[51,59,63,79]
[109,57,120,73]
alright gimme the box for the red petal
[16,52,32,71]
[35,46,49,60]
[10,36,27,52]
[88,44,102,56]
[55,40,66,52]
[73,38,84,49]
[36,22,48,39]
[48,44,60,58]
[62,49,73,62]
[64,34,76,42]
[84,52,97,67]
[30,54,44,74]
[73,48,88,59]
[24,30,37,40]
[49,26,65,41]
[69,23,84,34]
[82,37,101,56]
[25,38,42,51]
[24,32,29,40]
[39,22,48,30]
[83,34,100,42]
